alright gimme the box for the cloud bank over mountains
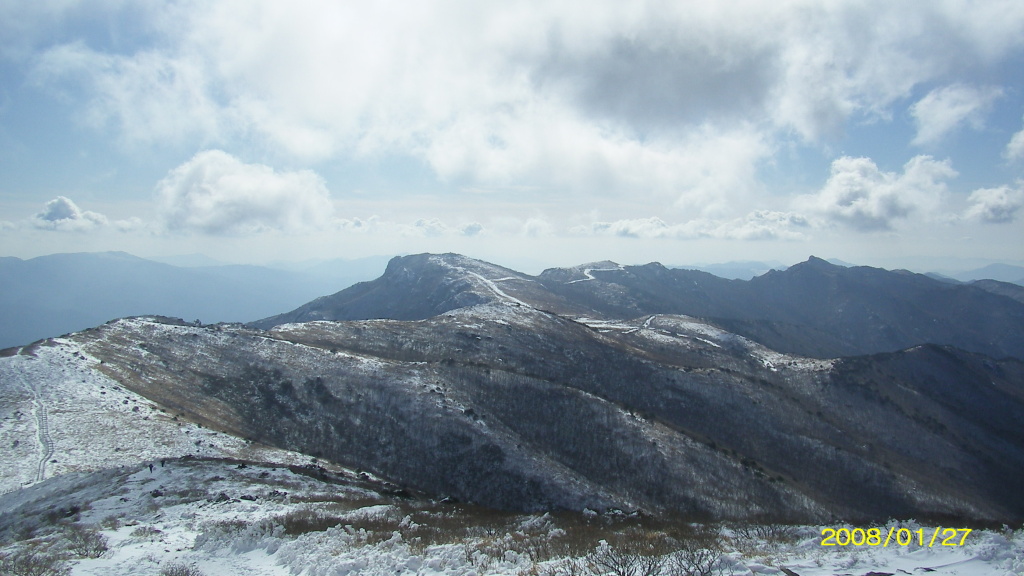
[1,1,1022,267]
[31,196,108,232]
[8,149,1005,244]
[966,184,1024,224]
[801,156,956,232]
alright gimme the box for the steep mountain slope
[46,303,1022,522]
[251,253,587,328]
[0,252,385,349]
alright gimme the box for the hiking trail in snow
[566,265,624,284]
[13,350,55,483]
[466,271,530,307]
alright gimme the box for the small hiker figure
[149,463,154,473]
[160,459,166,467]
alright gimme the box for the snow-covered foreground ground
[2,328,1022,575]
[0,458,1021,576]
[0,337,322,494]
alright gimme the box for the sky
[1,0,1023,273]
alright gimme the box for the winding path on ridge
[14,349,56,483]
[466,271,530,307]
[566,265,624,284]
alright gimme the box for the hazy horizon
[4,248,1023,281]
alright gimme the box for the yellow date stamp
[820,527,972,547]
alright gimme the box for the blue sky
[1,1,1023,273]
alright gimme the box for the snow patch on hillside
[442,301,537,326]
[575,314,834,373]
[0,339,317,494]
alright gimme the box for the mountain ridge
[3,252,1023,523]
[55,304,1024,521]
[255,253,1024,361]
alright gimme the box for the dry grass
[272,509,347,536]
[160,561,205,576]
[0,544,71,576]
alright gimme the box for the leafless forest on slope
[39,253,1024,524]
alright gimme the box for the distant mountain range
[256,254,1024,361]
[672,260,1024,285]
[0,252,388,349]
[949,263,1024,285]
[3,253,1021,524]
[670,260,788,280]
[3,251,1020,350]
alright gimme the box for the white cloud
[424,107,771,215]
[522,218,553,237]
[408,218,449,237]
[716,211,812,241]
[965,183,1024,223]
[333,216,380,233]
[396,218,486,238]
[799,155,957,231]
[31,196,109,232]
[16,196,146,233]
[1006,118,1024,162]
[156,150,334,235]
[112,217,146,232]
[1,1,138,60]
[461,222,484,236]
[325,215,487,238]
[574,211,810,241]
[576,217,681,239]
[31,42,221,146]
[910,84,1003,146]
[25,1,1024,215]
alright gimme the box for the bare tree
[664,540,724,576]
[588,538,665,576]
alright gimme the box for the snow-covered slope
[1,459,1022,576]
[0,339,317,494]
[3,304,1009,523]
